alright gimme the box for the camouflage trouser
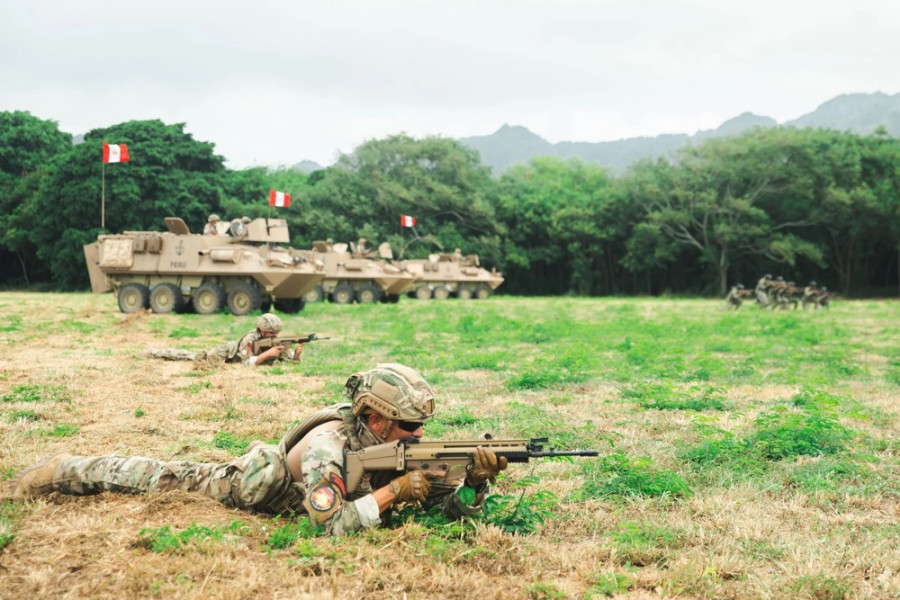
[51,445,297,513]
[148,341,240,364]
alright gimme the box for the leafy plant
[575,453,692,500]
[588,572,635,597]
[211,431,251,456]
[1,384,69,403]
[264,517,323,550]
[138,520,249,553]
[602,521,689,567]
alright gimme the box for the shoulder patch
[308,483,337,511]
[329,472,347,497]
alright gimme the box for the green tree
[26,120,227,289]
[0,111,72,286]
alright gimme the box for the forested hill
[456,92,900,175]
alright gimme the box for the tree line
[1,111,898,296]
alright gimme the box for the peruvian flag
[269,189,291,207]
[400,214,416,227]
[102,143,130,163]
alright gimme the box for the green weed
[587,572,635,597]
[43,423,80,437]
[138,520,249,553]
[134,407,146,418]
[7,410,41,422]
[602,521,689,567]
[186,381,211,394]
[168,326,202,338]
[1,384,70,403]
[524,582,566,600]
[786,574,850,600]
[0,316,22,332]
[211,431,251,456]
[263,517,323,550]
[623,382,729,411]
[60,319,102,334]
[575,453,692,500]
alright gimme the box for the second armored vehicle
[296,239,417,304]
[83,217,324,315]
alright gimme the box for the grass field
[1,291,898,599]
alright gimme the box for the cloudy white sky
[1,0,897,169]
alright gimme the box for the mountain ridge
[294,91,900,175]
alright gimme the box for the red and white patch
[329,472,346,497]
[308,484,337,511]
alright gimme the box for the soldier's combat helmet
[809,280,817,286]
[208,214,220,223]
[346,363,436,423]
[256,313,284,334]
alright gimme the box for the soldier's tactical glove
[389,470,431,503]
[466,446,508,488]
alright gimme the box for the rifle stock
[342,436,598,493]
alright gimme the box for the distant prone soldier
[725,283,751,310]
[149,313,304,367]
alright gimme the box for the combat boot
[11,452,71,500]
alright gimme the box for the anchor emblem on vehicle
[175,241,185,256]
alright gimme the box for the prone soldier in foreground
[149,313,308,367]
[12,364,567,536]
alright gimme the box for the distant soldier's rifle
[251,333,330,353]
[342,436,598,493]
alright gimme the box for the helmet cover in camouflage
[346,363,435,422]
[208,214,220,223]
[256,313,284,333]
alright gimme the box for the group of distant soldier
[725,274,833,310]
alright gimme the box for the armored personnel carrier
[400,251,504,299]
[83,217,324,315]
[296,239,417,304]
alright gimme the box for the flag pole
[101,158,106,230]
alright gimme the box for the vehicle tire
[118,283,149,313]
[475,285,492,300]
[414,286,432,300]
[149,283,184,314]
[356,284,382,304]
[387,294,400,304]
[274,298,306,314]
[433,286,451,300]
[331,284,354,305]
[304,285,325,303]
[456,286,474,300]
[192,282,225,314]
[227,282,262,316]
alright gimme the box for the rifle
[251,333,330,354]
[342,436,599,493]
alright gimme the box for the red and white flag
[400,214,416,227]
[102,143,130,163]
[269,189,291,207]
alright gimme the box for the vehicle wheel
[227,282,262,316]
[433,286,451,300]
[192,282,225,314]
[260,297,273,313]
[456,286,474,300]
[331,284,354,305]
[149,283,184,314]
[356,284,382,304]
[475,285,492,300]
[274,298,306,313]
[304,285,325,303]
[387,294,400,304]
[118,283,149,313]
[414,286,432,300]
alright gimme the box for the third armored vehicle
[83,217,324,315]
[399,251,504,299]
[296,239,417,304]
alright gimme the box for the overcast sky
[2,0,897,169]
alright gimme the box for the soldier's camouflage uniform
[725,286,744,310]
[149,329,292,365]
[48,404,481,536]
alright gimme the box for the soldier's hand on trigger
[389,470,431,503]
[466,446,508,487]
